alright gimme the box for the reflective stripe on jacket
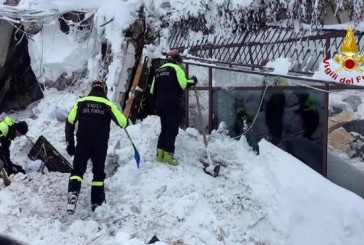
[303,96,317,112]
[65,95,128,145]
[150,63,195,94]
[150,62,195,108]
[0,116,15,138]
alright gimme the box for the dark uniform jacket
[65,89,128,145]
[150,62,195,109]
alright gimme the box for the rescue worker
[264,91,286,145]
[233,99,253,138]
[65,80,128,213]
[0,116,28,175]
[150,49,197,166]
[260,59,289,146]
[293,92,319,139]
[262,76,289,145]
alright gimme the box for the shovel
[193,86,220,177]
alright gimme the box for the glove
[66,144,75,156]
[191,76,198,85]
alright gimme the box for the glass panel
[212,87,325,174]
[284,89,325,144]
[188,89,209,133]
[212,69,301,87]
[327,89,364,198]
[211,89,266,149]
[212,69,264,87]
[288,78,324,87]
[187,65,209,87]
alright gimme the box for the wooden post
[124,56,145,118]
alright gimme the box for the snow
[3,112,364,245]
[0,0,364,245]
[265,57,292,76]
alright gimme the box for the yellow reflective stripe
[150,77,155,94]
[67,103,79,124]
[305,96,317,111]
[110,103,128,128]
[175,65,189,89]
[277,77,289,85]
[3,116,15,126]
[0,122,9,137]
[91,181,104,187]
[77,96,112,104]
[70,176,83,182]
[160,63,192,89]
[69,96,128,128]
[83,96,127,128]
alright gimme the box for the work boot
[156,148,164,162]
[162,152,179,166]
[67,191,79,215]
[91,185,105,211]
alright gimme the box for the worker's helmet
[92,80,108,95]
[166,49,182,63]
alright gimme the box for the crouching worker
[65,80,128,214]
[0,116,28,175]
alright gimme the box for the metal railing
[169,25,364,75]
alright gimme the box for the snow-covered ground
[1,99,364,245]
[1,0,364,245]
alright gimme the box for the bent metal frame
[166,24,364,177]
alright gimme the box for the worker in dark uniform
[0,116,28,175]
[264,92,286,145]
[233,99,253,138]
[150,49,197,166]
[65,80,128,213]
[294,92,319,139]
[263,76,289,145]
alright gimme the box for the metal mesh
[168,25,362,74]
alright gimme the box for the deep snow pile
[1,100,364,244]
[0,111,285,244]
